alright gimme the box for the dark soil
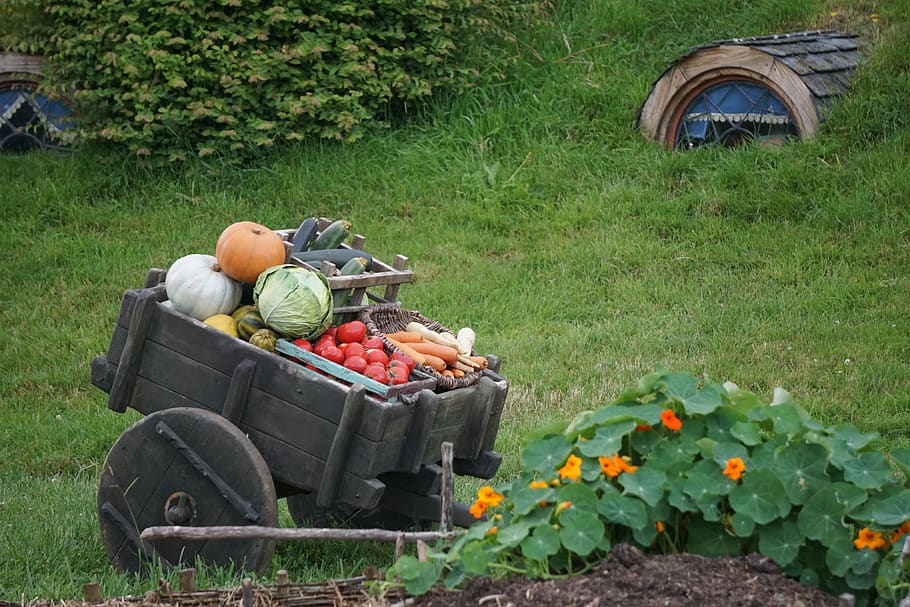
[0,545,842,607]
[409,544,840,607]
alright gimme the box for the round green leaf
[685,519,741,557]
[869,489,910,526]
[830,482,867,514]
[557,482,599,514]
[842,452,892,490]
[660,373,727,415]
[590,403,664,426]
[797,487,851,547]
[774,442,830,505]
[496,520,531,548]
[577,421,637,458]
[730,512,755,537]
[460,541,494,575]
[758,520,804,567]
[522,435,574,474]
[559,510,604,556]
[618,467,666,507]
[731,421,763,446]
[597,493,648,530]
[520,524,560,562]
[847,545,880,575]
[728,469,790,524]
[824,541,853,576]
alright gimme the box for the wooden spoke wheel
[97,407,278,575]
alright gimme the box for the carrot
[386,337,427,365]
[383,331,424,343]
[421,353,447,372]
[441,369,455,378]
[451,368,465,379]
[464,355,488,369]
[409,341,459,365]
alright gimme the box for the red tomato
[364,348,389,367]
[390,351,416,371]
[361,336,384,350]
[364,364,388,384]
[292,338,313,352]
[320,345,344,364]
[344,342,366,360]
[335,320,367,344]
[387,364,410,385]
[323,327,337,338]
[343,356,368,374]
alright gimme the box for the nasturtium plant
[388,371,910,605]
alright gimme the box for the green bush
[0,0,52,53]
[37,0,545,161]
[390,371,910,605]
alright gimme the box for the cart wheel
[98,407,278,575]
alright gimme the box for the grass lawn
[1,0,908,600]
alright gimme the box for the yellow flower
[530,480,549,490]
[854,527,887,551]
[722,457,746,481]
[656,521,665,533]
[555,501,572,515]
[485,526,498,536]
[558,454,582,481]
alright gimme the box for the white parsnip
[405,322,459,349]
[455,327,476,355]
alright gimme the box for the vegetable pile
[162,217,484,393]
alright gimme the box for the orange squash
[215,221,287,284]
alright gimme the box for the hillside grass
[2,0,908,601]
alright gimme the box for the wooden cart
[90,257,508,575]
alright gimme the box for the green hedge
[29,0,544,161]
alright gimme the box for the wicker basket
[358,303,484,390]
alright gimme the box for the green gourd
[311,219,351,250]
[249,328,279,352]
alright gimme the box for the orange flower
[599,454,638,478]
[661,409,682,431]
[477,486,504,508]
[558,454,582,481]
[485,526,498,536]
[854,528,887,551]
[530,480,549,490]
[555,501,572,515]
[722,457,746,481]
[655,521,665,533]
[891,521,910,545]
[469,502,486,519]
[635,424,652,432]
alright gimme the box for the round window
[0,81,75,153]
[672,79,799,150]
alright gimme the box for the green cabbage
[253,264,333,339]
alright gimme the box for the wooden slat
[317,384,367,508]
[107,290,158,412]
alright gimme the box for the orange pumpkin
[215,221,287,284]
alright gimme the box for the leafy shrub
[0,0,52,53]
[391,371,910,605]
[36,0,546,161]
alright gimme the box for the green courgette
[311,219,351,250]
[291,217,319,252]
[292,248,373,269]
[332,256,368,325]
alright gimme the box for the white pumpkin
[165,254,242,320]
